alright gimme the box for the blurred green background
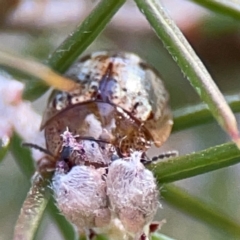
[0,1,240,240]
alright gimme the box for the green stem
[23,0,126,101]
[134,0,240,145]
[10,134,35,178]
[162,184,240,238]
[13,173,50,240]
[173,93,240,132]
[48,0,126,72]
[0,142,9,163]
[148,142,240,183]
[191,0,240,21]
[152,233,176,240]
[48,197,76,240]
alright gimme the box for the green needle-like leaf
[134,0,240,146]
[47,197,76,240]
[13,173,50,240]
[162,184,240,238]
[48,0,126,72]
[10,134,50,240]
[10,134,35,178]
[149,142,240,183]
[173,93,240,132]
[0,141,9,163]
[152,233,176,240]
[23,0,126,101]
[191,0,240,21]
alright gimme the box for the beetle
[41,51,173,158]
[13,51,173,240]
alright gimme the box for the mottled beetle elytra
[41,51,173,156]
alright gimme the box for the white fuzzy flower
[106,151,159,240]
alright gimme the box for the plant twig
[13,172,50,240]
[0,50,78,92]
[148,142,240,183]
[173,93,240,132]
[10,134,35,178]
[191,0,240,21]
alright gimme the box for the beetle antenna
[22,142,54,156]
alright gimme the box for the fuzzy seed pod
[106,152,159,239]
[52,161,110,234]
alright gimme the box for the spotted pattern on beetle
[41,52,173,156]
